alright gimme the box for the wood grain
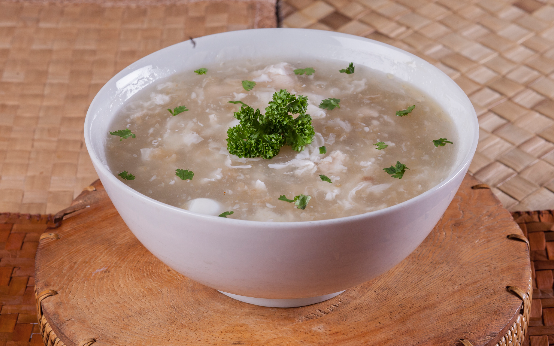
[34,174,531,346]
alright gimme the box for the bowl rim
[84,28,479,227]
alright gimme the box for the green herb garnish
[319,146,327,154]
[110,129,136,141]
[229,100,248,106]
[294,67,315,75]
[175,169,194,180]
[218,211,234,218]
[339,62,355,74]
[278,195,294,203]
[226,89,315,159]
[279,194,312,210]
[168,105,189,116]
[118,171,135,180]
[374,142,388,150]
[242,80,256,91]
[433,138,453,147]
[319,175,332,183]
[384,161,409,179]
[396,105,415,117]
[319,98,340,110]
[194,68,207,75]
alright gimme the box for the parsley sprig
[294,67,315,75]
[118,171,135,180]
[433,138,453,147]
[278,194,312,210]
[319,98,340,110]
[374,142,388,150]
[168,106,189,116]
[319,146,327,154]
[175,169,194,180]
[396,105,415,117]
[226,89,315,159]
[339,62,355,74]
[194,68,207,75]
[384,161,409,179]
[242,80,256,91]
[219,211,234,218]
[110,129,136,141]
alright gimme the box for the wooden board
[34,174,531,346]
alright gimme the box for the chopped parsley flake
[374,142,388,150]
[118,171,135,180]
[226,89,315,159]
[319,98,340,110]
[319,146,327,154]
[384,161,409,179]
[339,62,355,74]
[229,100,248,106]
[396,105,415,117]
[110,129,136,141]
[242,80,256,91]
[433,138,453,147]
[294,67,315,75]
[278,195,294,203]
[168,105,189,116]
[194,68,207,75]
[319,175,332,183]
[175,169,194,180]
[279,194,311,210]
[219,211,234,218]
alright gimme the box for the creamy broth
[105,60,457,221]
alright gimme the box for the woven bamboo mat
[280,0,554,212]
[0,0,276,215]
[0,0,553,215]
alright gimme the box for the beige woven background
[281,0,554,212]
[0,0,275,214]
[0,0,553,214]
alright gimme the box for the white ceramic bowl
[84,28,478,308]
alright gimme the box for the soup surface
[105,59,457,221]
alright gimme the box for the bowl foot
[218,290,345,308]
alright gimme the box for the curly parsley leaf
[168,105,189,116]
[110,129,136,141]
[374,142,388,150]
[433,138,453,147]
[118,171,135,180]
[396,105,415,117]
[319,175,332,183]
[384,161,409,179]
[278,194,312,209]
[226,89,315,159]
[194,68,207,75]
[242,80,256,91]
[319,98,340,110]
[278,195,294,203]
[294,67,315,75]
[175,169,194,180]
[339,62,355,74]
[294,194,311,210]
[229,100,248,107]
[319,146,327,154]
[218,211,234,218]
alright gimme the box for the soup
[105,59,457,222]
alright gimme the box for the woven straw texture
[0,0,276,215]
[0,0,553,214]
[280,0,554,212]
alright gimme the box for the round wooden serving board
[35,174,531,346]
